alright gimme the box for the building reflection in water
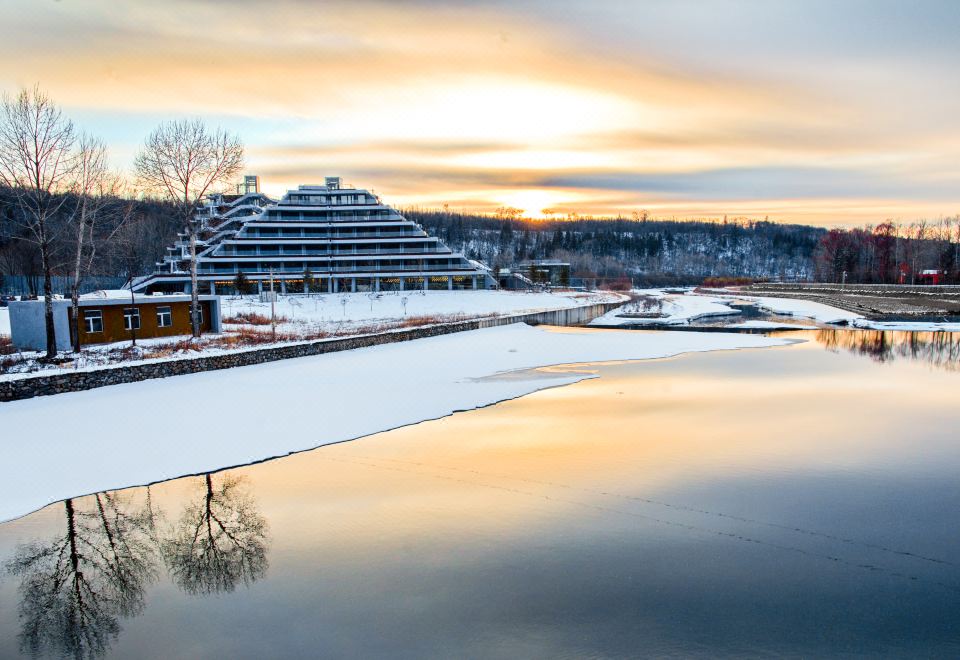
[4,474,269,659]
[815,329,960,371]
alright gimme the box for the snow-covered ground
[726,295,960,331]
[0,324,786,523]
[0,307,9,336]
[589,291,740,326]
[592,290,868,328]
[222,290,622,333]
[1,290,626,379]
[853,320,960,332]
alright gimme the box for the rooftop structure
[132,177,497,295]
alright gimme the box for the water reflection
[815,330,960,370]
[2,333,960,658]
[5,493,158,659]
[4,474,269,659]
[162,474,269,597]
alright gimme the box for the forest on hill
[405,209,823,285]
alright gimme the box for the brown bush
[701,276,767,288]
[224,312,289,326]
[0,336,15,356]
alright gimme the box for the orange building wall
[73,301,212,346]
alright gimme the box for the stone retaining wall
[0,301,623,403]
[743,283,960,296]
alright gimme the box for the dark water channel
[1,330,959,658]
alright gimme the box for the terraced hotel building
[133,177,496,294]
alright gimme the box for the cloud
[2,0,960,225]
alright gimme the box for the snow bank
[852,320,960,332]
[0,324,786,522]
[0,308,9,336]
[734,295,862,324]
[590,291,739,326]
[729,320,817,329]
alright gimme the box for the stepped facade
[133,176,496,294]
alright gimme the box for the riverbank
[0,290,625,384]
[728,283,960,320]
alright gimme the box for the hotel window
[123,307,141,331]
[84,309,103,333]
[156,306,172,328]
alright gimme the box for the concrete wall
[8,300,72,352]
[0,301,622,402]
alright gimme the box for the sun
[498,190,558,219]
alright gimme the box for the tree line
[812,219,960,284]
[405,208,823,285]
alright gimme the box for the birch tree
[133,120,243,337]
[67,134,119,352]
[0,86,77,359]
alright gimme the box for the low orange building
[8,293,222,351]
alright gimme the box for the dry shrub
[216,326,322,347]
[224,312,289,326]
[144,338,204,359]
[0,336,15,355]
[604,276,634,292]
[701,276,766,288]
[1,354,23,373]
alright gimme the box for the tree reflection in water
[162,473,269,596]
[5,474,269,658]
[4,492,158,659]
[816,329,960,371]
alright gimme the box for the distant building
[917,269,947,285]
[8,293,221,351]
[517,260,571,287]
[132,176,497,295]
[496,268,535,290]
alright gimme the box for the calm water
[1,330,959,658]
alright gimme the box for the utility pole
[269,268,276,341]
[128,275,137,347]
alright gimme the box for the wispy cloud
[2,0,960,224]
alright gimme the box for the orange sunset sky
[3,0,960,226]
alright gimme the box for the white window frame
[156,306,172,328]
[84,309,103,334]
[123,307,141,331]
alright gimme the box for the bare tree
[0,86,77,359]
[66,134,119,352]
[134,120,243,337]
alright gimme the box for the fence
[0,275,128,297]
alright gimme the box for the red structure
[917,269,946,285]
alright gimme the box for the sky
[2,0,960,226]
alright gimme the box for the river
[1,329,958,658]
